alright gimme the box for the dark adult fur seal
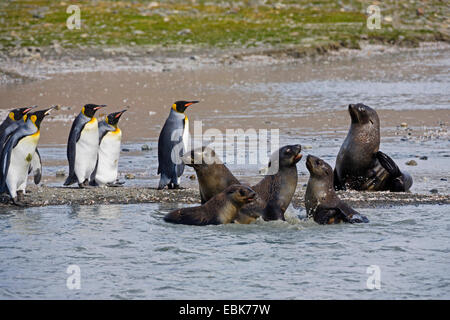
[334,103,413,192]
[305,155,369,224]
[164,184,256,226]
[182,146,240,204]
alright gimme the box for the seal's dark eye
[239,190,246,196]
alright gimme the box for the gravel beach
[1,185,448,210]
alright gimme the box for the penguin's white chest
[95,129,122,185]
[75,118,99,183]
[6,133,39,198]
[182,116,189,151]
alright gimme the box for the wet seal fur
[164,184,256,226]
[305,155,369,224]
[183,145,302,223]
[334,103,413,192]
[239,144,303,222]
[182,146,240,204]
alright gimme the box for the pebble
[189,174,196,180]
[122,148,130,152]
[429,189,438,194]
[141,144,150,151]
[125,173,135,180]
[55,170,66,177]
[419,156,428,160]
[405,160,418,166]
[400,122,408,127]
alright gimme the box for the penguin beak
[44,105,59,116]
[184,101,199,108]
[94,104,107,111]
[24,105,38,114]
[115,109,127,119]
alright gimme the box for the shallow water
[0,203,448,299]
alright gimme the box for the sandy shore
[0,185,448,210]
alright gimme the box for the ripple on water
[0,203,449,299]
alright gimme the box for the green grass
[0,0,447,52]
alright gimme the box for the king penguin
[157,100,198,189]
[0,106,36,151]
[0,107,55,206]
[64,104,106,188]
[90,109,126,187]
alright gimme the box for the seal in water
[182,146,240,204]
[334,103,413,192]
[164,184,256,226]
[239,144,303,222]
[305,155,369,224]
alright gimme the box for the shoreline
[0,185,448,210]
[1,41,449,85]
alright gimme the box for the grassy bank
[0,0,448,54]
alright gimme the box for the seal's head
[182,146,220,168]
[226,184,257,205]
[348,103,379,127]
[306,155,333,179]
[267,144,302,173]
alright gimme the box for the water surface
[0,204,448,299]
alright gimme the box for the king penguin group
[0,101,413,227]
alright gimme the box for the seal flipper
[376,151,413,192]
[333,168,345,191]
[314,204,369,225]
[376,151,401,177]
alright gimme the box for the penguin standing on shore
[0,107,55,205]
[64,104,106,188]
[0,106,44,187]
[157,100,198,189]
[90,110,126,187]
[0,106,36,151]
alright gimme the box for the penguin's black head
[82,104,106,118]
[29,106,57,129]
[9,106,36,121]
[172,100,199,113]
[106,110,127,127]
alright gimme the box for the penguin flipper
[89,158,99,186]
[157,123,184,183]
[65,115,86,185]
[30,148,42,185]
[0,131,25,194]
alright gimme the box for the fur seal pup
[334,103,413,192]
[305,155,369,224]
[182,146,240,204]
[164,184,256,226]
[239,144,303,222]
[183,145,302,223]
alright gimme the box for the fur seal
[334,103,413,192]
[305,155,369,224]
[183,145,302,223]
[164,184,256,226]
[239,144,302,222]
[182,146,240,204]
